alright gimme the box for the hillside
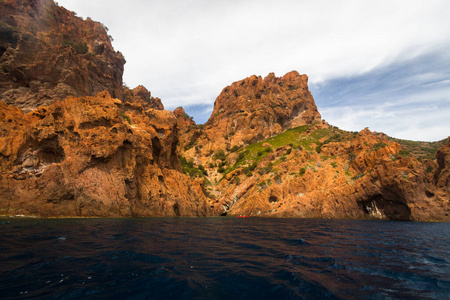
[179,120,449,221]
[0,0,448,220]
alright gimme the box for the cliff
[0,91,210,217]
[182,72,322,160]
[206,126,449,221]
[0,1,448,220]
[176,71,449,222]
[0,0,125,112]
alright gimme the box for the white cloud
[57,0,450,139]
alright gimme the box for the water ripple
[0,217,449,299]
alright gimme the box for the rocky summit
[0,0,448,220]
[0,0,125,112]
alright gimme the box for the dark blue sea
[0,217,449,299]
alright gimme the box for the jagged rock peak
[0,0,125,111]
[184,71,323,159]
[207,70,320,128]
[120,85,164,110]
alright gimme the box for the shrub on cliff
[373,142,388,151]
[214,150,226,161]
[230,145,240,152]
[62,40,89,54]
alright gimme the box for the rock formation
[183,71,322,164]
[173,106,201,153]
[0,1,448,221]
[0,91,210,217]
[0,0,125,112]
[202,124,449,221]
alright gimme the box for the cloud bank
[58,0,450,141]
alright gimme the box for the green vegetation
[214,149,227,161]
[315,143,322,153]
[119,112,131,124]
[62,40,88,54]
[258,162,273,175]
[352,173,365,181]
[373,142,388,151]
[390,137,447,161]
[230,145,240,152]
[198,164,207,176]
[299,167,306,176]
[398,150,411,157]
[180,156,205,178]
[218,125,357,178]
[274,174,282,184]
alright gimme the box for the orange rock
[211,127,449,222]
[0,92,211,217]
[182,71,321,164]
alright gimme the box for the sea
[0,217,449,299]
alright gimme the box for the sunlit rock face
[207,126,450,222]
[0,1,448,221]
[182,71,323,163]
[0,92,211,217]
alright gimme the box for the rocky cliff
[181,71,323,165]
[0,91,210,217]
[205,126,449,221]
[0,0,125,112]
[0,1,448,220]
[175,71,449,222]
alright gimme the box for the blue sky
[311,50,450,141]
[58,0,450,141]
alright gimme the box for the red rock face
[0,92,211,217]
[210,127,450,222]
[0,0,125,112]
[173,106,201,153]
[121,85,164,110]
[0,2,447,221]
[207,71,321,147]
[183,71,323,164]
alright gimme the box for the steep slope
[0,0,125,112]
[176,72,449,222]
[181,71,323,164]
[1,2,447,220]
[205,125,449,221]
[0,91,210,217]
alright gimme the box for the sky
[57,0,450,141]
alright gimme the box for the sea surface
[0,217,449,299]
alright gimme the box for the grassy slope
[223,125,355,176]
[389,137,447,161]
[179,124,446,183]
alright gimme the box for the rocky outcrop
[0,2,447,221]
[204,125,449,222]
[183,71,322,164]
[173,106,201,152]
[122,85,164,111]
[0,92,211,217]
[0,0,125,112]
